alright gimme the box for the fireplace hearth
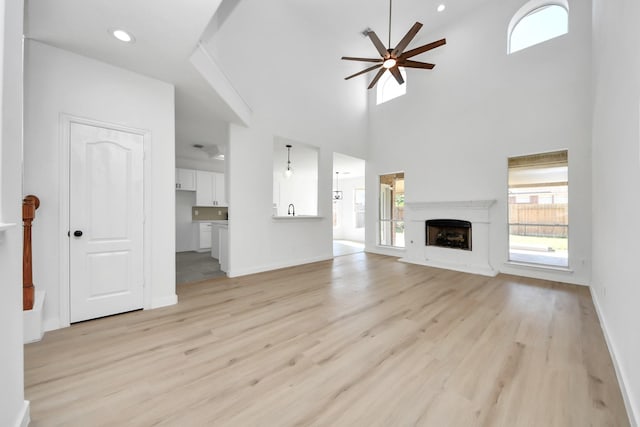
[426,219,472,250]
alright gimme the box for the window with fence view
[508,150,568,267]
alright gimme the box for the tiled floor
[176,251,225,285]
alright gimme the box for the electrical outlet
[195,210,199,216]
[218,210,222,215]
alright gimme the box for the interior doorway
[332,153,365,257]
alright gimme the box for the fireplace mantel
[405,200,496,210]
[405,200,496,224]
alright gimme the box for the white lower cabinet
[210,222,228,273]
[211,226,220,259]
[198,223,212,250]
[219,227,228,273]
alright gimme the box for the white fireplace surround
[399,200,497,276]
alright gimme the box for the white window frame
[376,68,407,105]
[507,0,569,54]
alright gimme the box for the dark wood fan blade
[398,60,435,69]
[367,31,390,59]
[341,56,384,63]
[345,63,383,80]
[401,38,446,59]
[389,67,405,85]
[367,68,387,89]
[391,22,423,57]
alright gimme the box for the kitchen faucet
[287,203,295,216]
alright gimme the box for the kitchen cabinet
[210,222,228,273]
[196,171,227,206]
[214,172,226,206]
[219,227,228,273]
[210,225,220,259]
[175,168,196,191]
[198,222,212,250]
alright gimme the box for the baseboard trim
[591,290,638,427]
[365,245,405,258]
[14,401,30,427]
[399,257,498,277]
[150,294,178,309]
[228,255,333,278]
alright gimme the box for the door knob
[73,230,83,237]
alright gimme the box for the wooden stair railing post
[23,195,40,311]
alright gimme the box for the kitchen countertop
[193,219,228,224]
[272,215,323,221]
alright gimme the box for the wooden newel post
[23,195,40,311]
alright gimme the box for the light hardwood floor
[25,253,629,426]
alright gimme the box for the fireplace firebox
[426,219,472,250]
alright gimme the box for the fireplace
[425,219,472,250]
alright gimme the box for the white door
[69,122,144,323]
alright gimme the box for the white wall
[0,0,29,425]
[176,156,225,173]
[365,0,593,285]
[24,41,177,330]
[333,176,365,242]
[227,120,337,276]
[207,0,368,276]
[176,190,197,252]
[591,0,640,423]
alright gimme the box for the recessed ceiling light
[437,4,446,12]
[110,29,135,43]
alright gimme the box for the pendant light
[333,172,343,200]
[284,144,293,178]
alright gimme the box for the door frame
[58,114,152,327]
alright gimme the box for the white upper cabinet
[196,170,227,207]
[213,172,227,206]
[175,168,196,191]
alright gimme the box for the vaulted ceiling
[24,0,495,160]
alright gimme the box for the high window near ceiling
[376,68,407,105]
[379,172,404,247]
[508,150,568,267]
[508,1,568,54]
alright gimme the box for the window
[508,3,568,54]
[508,150,568,267]
[376,68,407,105]
[379,173,404,247]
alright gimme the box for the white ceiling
[24,0,495,159]
[24,0,234,157]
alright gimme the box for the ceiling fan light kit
[342,0,446,89]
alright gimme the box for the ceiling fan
[342,0,446,89]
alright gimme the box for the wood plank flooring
[25,253,630,426]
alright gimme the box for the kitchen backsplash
[192,206,228,221]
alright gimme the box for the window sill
[504,261,573,274]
